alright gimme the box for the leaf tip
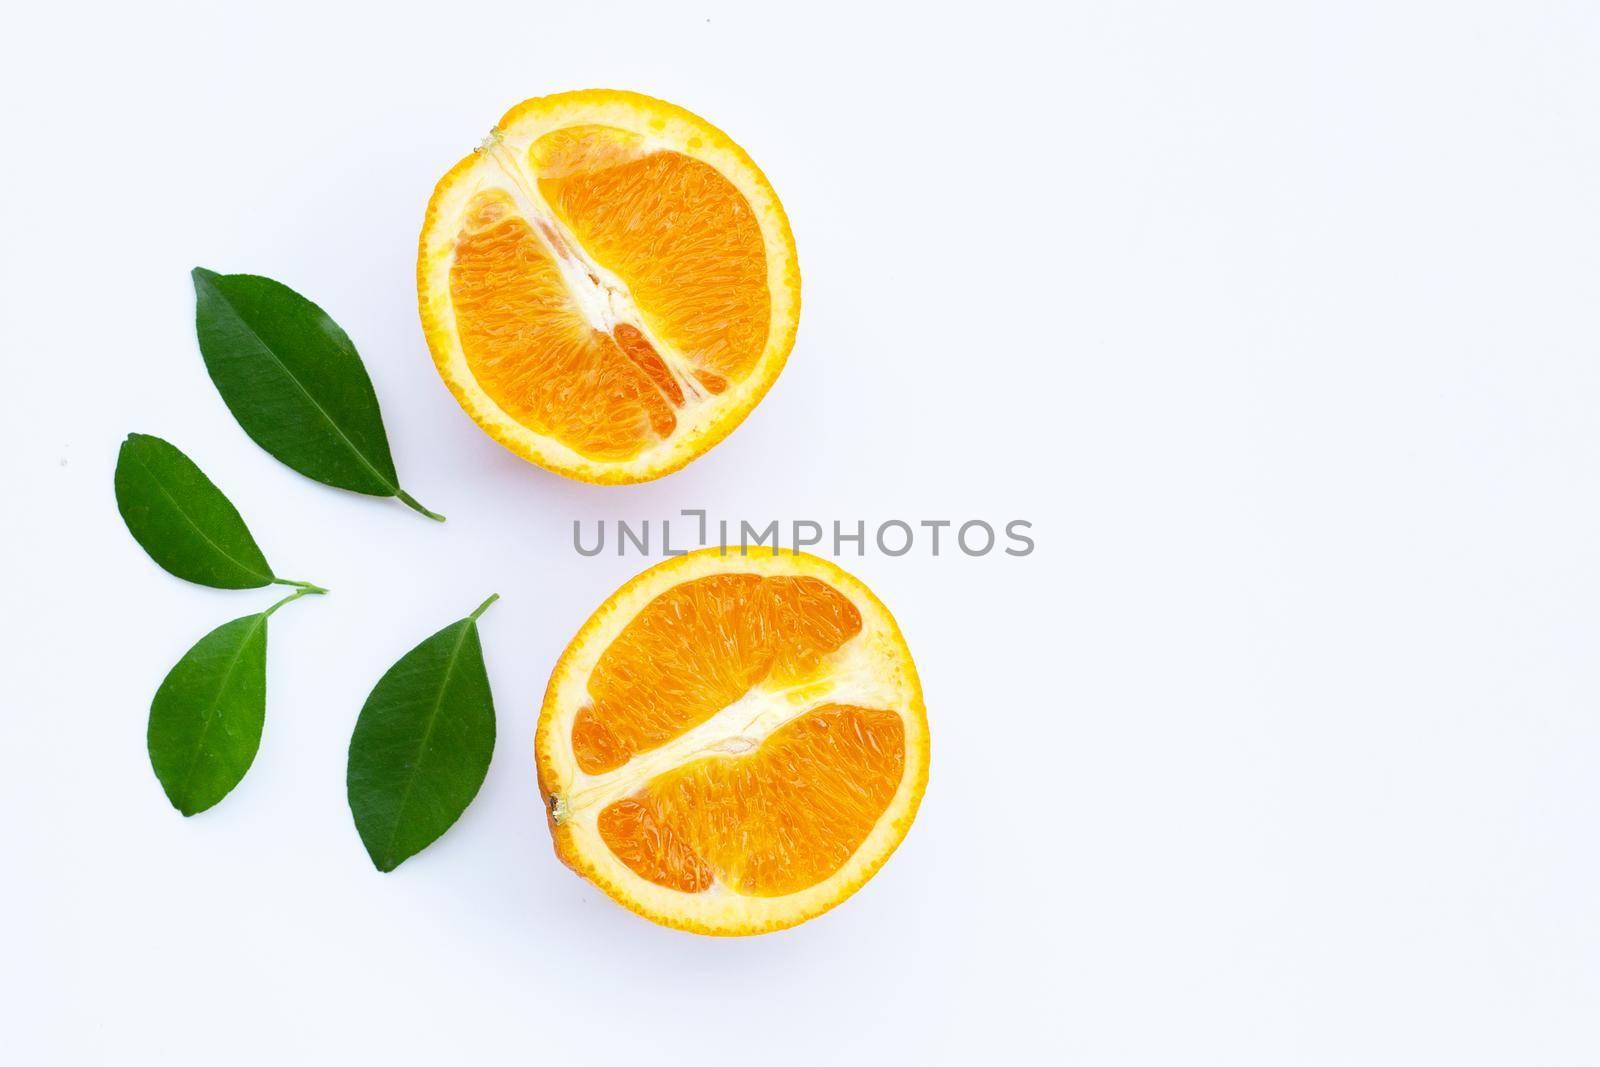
[168,792,207,818]
[367,848,401,873]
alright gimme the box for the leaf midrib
[202,275,400,497]
[374,620,474,868]
[131,447,271,585]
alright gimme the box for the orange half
[536,550,929,934]
[418,90,800,483]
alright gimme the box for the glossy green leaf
[114,432,323,592]
[147,588,321,816]
[192,267,443,521]
[149,613,267,816]
[347,595,499,871]
[115,433,274,589]
[145,588,313,812]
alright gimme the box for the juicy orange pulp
[573,574,862,773]
[576,574,908,898]
[600,706,906,897]
[447,124,770,462]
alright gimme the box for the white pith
[558,633,910,818]
[537,551,929,934]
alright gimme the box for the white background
[3,1,1598,1063]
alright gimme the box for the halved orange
[418,90,800,483]
[537,549,929,934]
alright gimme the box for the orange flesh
[598,706,906,896]
[574,573,908,898]
[534,126,771,381]
[445,124,770,462]
[449,192,671,458]
[573,575,863,774]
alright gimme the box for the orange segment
[600,706,906,897]
[594,794,716,894]
[573,574,863,774]
[534,125,772,380]
[448,192,673,459]
[536,549,929,935]
[418,91,800,483]
[528,123,650,179]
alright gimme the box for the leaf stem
[396,490,446,522]
[263,585,328,617]
[468,593,500,621]
[273,578,330,595]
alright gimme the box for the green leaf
[347,595,500,871]
[148,614,266,816]
[114,433,323,592]
[114,433,274,589]
[147,589,321,816]
[192,268,444,521]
